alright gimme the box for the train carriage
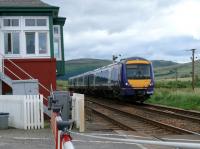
[69,57,154,102]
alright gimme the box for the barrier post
[79,94,85,132]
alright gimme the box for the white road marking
[13,137,51,140]
[72,139,147,149]
[0,143,9,146]
[163,138,200,142]
[88,133,200,143]
[85,133,152,139]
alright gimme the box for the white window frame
[38,32,49,55]
[53,25,62,60]
[23,16,49,30]
[25,31,36,55]
[0,16,51,58]
[25,31,50,57]
[3,31,21,56]
[1,17,21,30]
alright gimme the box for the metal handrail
[0,53,51,94]
[4,65,49,102]
[4,66,22,80]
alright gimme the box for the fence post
[40,95,44,129]
[72,93,85,132]
[23,96,27,130]
[79,94,85,132]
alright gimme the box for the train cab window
[126,64,150,79]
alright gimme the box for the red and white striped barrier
[51,112,74,149]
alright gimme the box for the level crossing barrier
[49,91,75,149]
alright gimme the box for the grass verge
[148,88,200,111]
[56,80,68,90]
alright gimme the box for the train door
[87,75,89,89]
[119,63,122,86]
[108,67,112,85]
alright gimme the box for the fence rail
[0,95,44,130]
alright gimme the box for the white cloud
[166,0,200,39]
[43,0,200,62]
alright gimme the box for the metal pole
[191,49,196,90]
[175,68,178,82]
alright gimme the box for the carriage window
[126,64,150,79]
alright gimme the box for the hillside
[151,60,178,68]
[57,58,199,80]
[60,58,112,79]
[154,60,200,80]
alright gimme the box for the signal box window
[3,19,19,27]
[4,32,20,54]
[26,32,35,54]
[25,19,47,26]
[39,32,48,54]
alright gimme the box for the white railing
[71,93,85,132]
[0,95,44,130]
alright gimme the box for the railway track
[143,103,200,122]
[86,98,200,136]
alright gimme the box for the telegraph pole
[191,49,196,90]
[112,54,121,63]
[175,68,178,82]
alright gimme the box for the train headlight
[149,82,154,86]
[125,82,129,86]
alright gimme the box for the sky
[43,0,200,62]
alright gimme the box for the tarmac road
[0,128,54,149]
[0,128,144,149]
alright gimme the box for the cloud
[43,0,200,62]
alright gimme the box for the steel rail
[87,106,135,131]
[130,104,200,123]
[86,99,200,136]
[90,97,200,123]
[144,103,200,118]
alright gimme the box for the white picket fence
[0,95,44,130]
[71,93,85,132]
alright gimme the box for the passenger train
[69,57,154,102]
